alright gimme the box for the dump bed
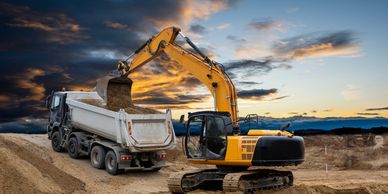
[64,92,175,152]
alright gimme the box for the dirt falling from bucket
[106,79,134,109]
[91,77,160,114]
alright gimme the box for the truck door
[48,93,66,126]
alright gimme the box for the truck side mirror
[179,115,185,123]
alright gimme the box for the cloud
[288,112,299,115]
[0,0,238,122]
[237,81,262,86]
[104,20,128,30]
[225,59,291,79]
[286,7,300,14]
[1,2,85,44]
[269,95,288,101]
[0,118,46,133]
[216,23,230,30]
[341,84,361,101]
[248,17,287,32]
[365,107,388,111]
[189,24,207,34]
[16,68,46,101]
[226,35,247,44]
[274,31,359,59]
[150,0,238,28]
[357,112,380,116]
[237,88,277,100]
[181,0,238,23]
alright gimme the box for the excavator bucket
[96,75,134,108]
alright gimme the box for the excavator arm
[117,27,239,127]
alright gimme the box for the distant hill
[172,116,388,136]
[1,116,388,136]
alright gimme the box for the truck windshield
[51,95,60,109]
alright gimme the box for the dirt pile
[1,133,388,194]
[81,98,160,114]
[300,134,388,170]
[0,136,85,193]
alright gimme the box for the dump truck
[46,91,175,175]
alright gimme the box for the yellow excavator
[97,27,304,193]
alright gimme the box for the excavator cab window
[185,114,227,160]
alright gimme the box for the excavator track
[167,169,207,193]
[168,169,293,193]
[223,170,293,193]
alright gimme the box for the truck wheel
[67,136,80,159]
[105,150,120,175]
[51,131,63,152]
[91,145,106,169]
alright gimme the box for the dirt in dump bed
[81,99,161,114]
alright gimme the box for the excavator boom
[97,27,239,128]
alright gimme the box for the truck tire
[51,131,63,152]
[67,136,80,159]
[105,150,120,175]
[91,145,106,169]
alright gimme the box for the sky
[0,0,387,123]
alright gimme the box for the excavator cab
[184,111,232,160]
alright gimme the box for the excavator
[96,27,304,193]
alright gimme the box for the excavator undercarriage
[168,168,293,193]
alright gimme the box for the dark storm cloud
[237,81,262,86]
[237,88,277,100]
[270,95,288,101]
[273,31,358,59]
[0,119,46,133]
[132,89,208,106]
[0,0,209,122]
[225,59,291,78]
[226,59,273,72]
[0,0,243,123]
[365,107,388,111]
[189,24,207,34]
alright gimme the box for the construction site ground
[1,133,388,194]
